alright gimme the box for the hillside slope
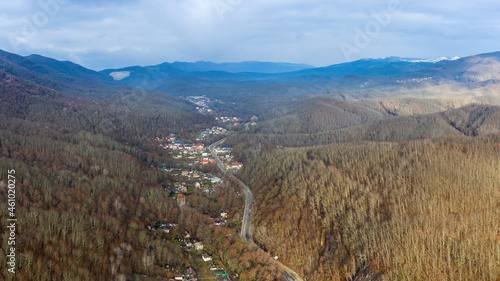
[237,136,500,280]
[230,103,500,147]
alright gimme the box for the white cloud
[0,0,499,69]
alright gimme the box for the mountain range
[1,48,500,281]
[3,48,499,99]
[97,52,500,107]
[3,48,500,128]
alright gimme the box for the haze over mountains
[3,48,500,103]
[95,51,500,107]
[3,48,500,142]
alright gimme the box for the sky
[1,0,499,70]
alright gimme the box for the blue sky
[1,0,499,70]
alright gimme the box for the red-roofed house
[177,194,186,206]
[231,162,243,169]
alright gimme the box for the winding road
[209,138,303,281]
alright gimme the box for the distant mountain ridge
[2,48,500,108]
[168,61,314,73]
[0,49,212,139]
[100,56,441,83]
[0,49,123,100]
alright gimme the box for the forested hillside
[236,136,500,280]
[0,52,289,280]
[0,118,183,280]
[246,97,386,134]
[229,101,500,147]
[0,118,285,280]
[0,70,212,142]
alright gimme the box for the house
[179,185,188,194]
[177,194,186,206]
[194,242,204,250]
[202,254,212,262]
[185,267,197,281]
[182,231,191,239]
[231,162,243,169]
[193,143,204,150]
[209,158,216,163]
[214,218,221,226]
[220,212,228,219]
[195,182,201,189]
[160,225,171,233]
[174,274,183,280]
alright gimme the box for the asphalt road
[208,138,303,281]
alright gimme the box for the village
[149,221,235,281]
[148,124,244,281]
[141,94,258,281]
[185,95,243,128]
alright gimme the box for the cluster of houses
[167,173,224,206]
[153,222,178,234]
[159,141,219,168]
[185,95,209,107]
[166,171,223,186]
[212,146,243,171]
[213,211,231,227]
[158,226,232,281]
[201,253,231,280]
[150,125,241,281]
[185,96,240,129]
[185,95,213,115]
[196,126,228,141]
[161,142,208,159]
[172,267,198,281]
[228,162,243,170]
[215,116,242,127]
[155,134,177,142]
[216,116,240,123]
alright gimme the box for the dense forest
[235,135,500,280]
[0,70,212,143]
[0,53,286,280]
[228,102,500,147]
[0,117,287,280]
[2,48,500,280]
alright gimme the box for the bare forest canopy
[1,48,500,280]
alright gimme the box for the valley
[0,49,499,281]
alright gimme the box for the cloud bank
[1,0,499,70]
